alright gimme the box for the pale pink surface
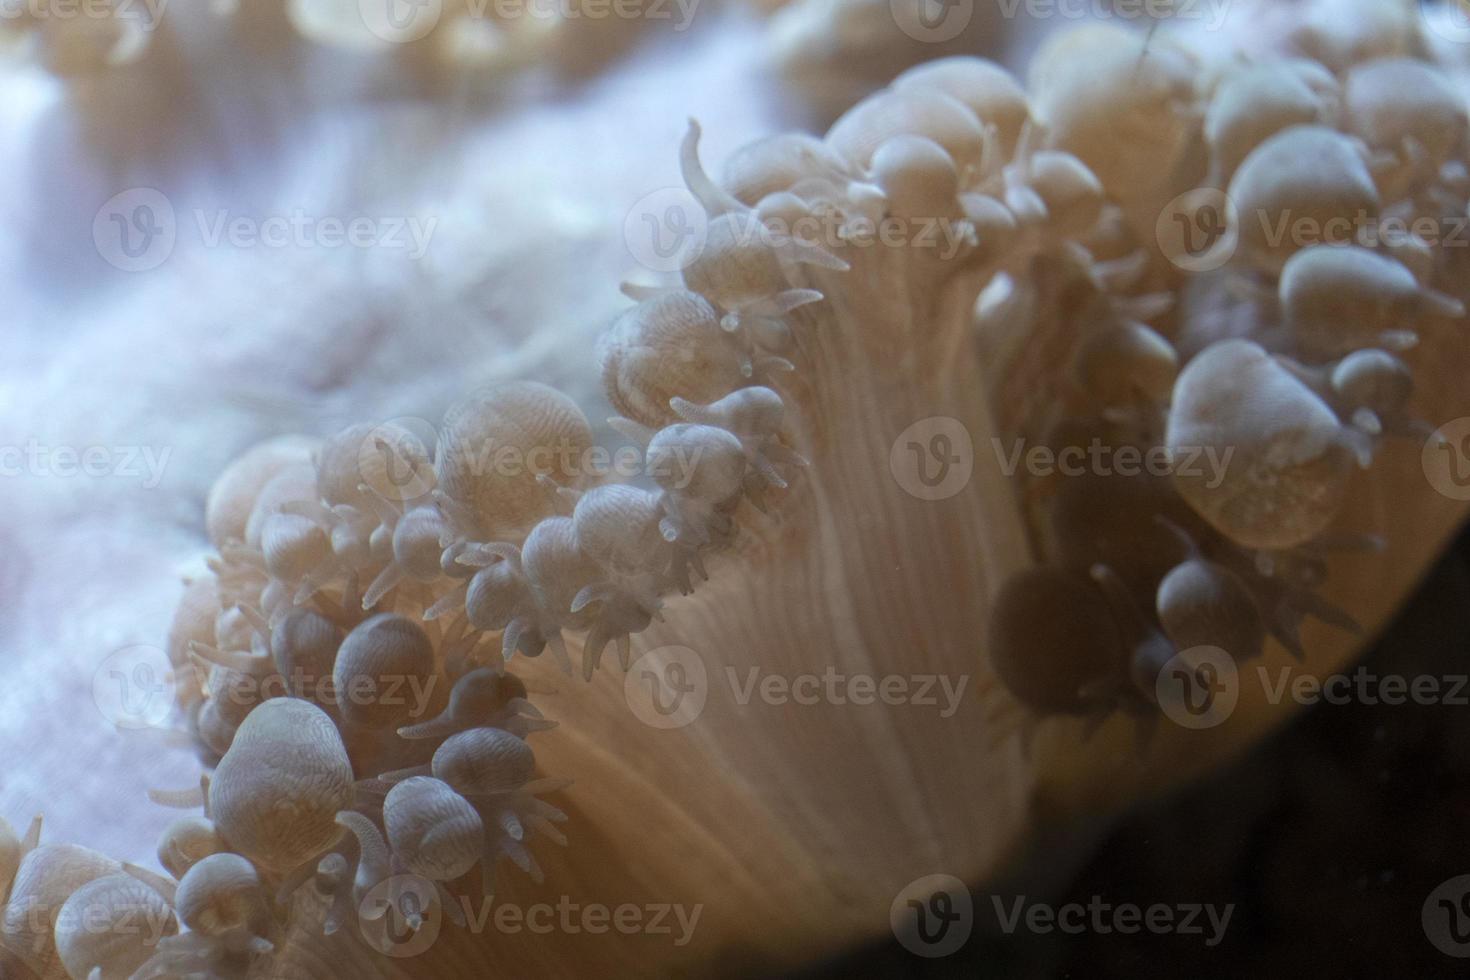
[0,11,786,867]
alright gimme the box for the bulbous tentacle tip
[437,881,468,929]
[188,639,265,676]
[544,630,573,675]
[501,618,527,664]
[423,581,469,622]
[608,415,656,448]
[279,498,334,524]
[21,813,42,851]
[1424,288,1466,320]
[680,118,745,219]
[396,713,457,741]
[529,818,568,847]
[750,455,789,490]
[147,779,208,811]
[122,861,179,903]
[361,562,403,611]
[569,582,613,615]
[581,625,613,681]
[620,280,670,302]
[497,838,545,884]
[500,809,525,842]
[431,489,481,540]
[504,715,559,739]
[1287,587,1364,637]
[355,480,404,528]
[669,395,710,426]
[1350,407,1383,436]
[743,288,825,319]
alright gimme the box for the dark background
[800,521,1470,979]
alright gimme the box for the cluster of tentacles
[978,16,1468,740]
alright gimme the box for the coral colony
[4,0,1469,976]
